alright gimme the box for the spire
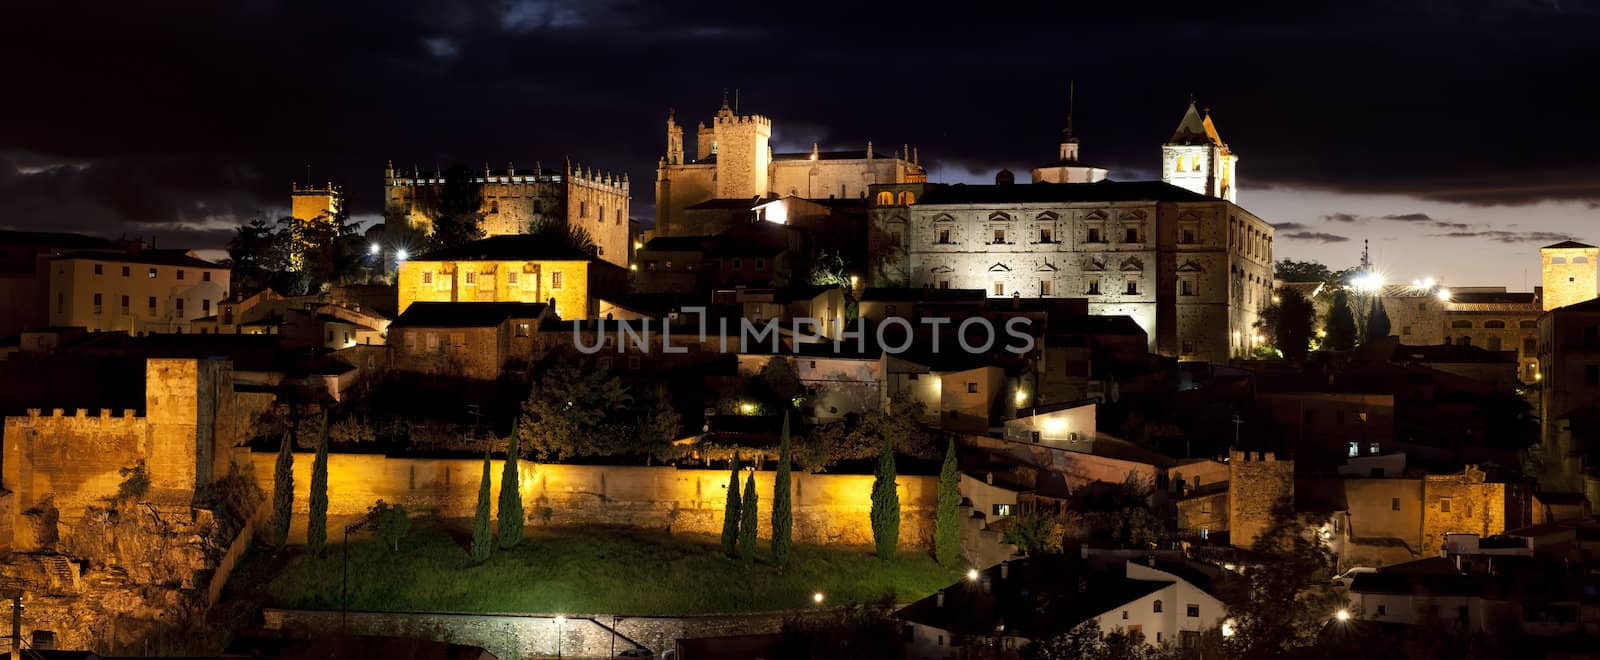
[1063,80,1077,141]
[721,88,731,111]
[1168,97,1210,145]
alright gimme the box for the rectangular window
[1181,227,1196,244]
[93,264,103,275]
[177,270,185,281]
[551,271,564,289]
[516,322,530,337]
[422,271,433,284]
[1348,442,1359,457]
[1181,339,1195,354]
[1125,227,1138,243]
[1125,280,1138,295]
[1087,228,1102,243]
[148,268,157,279]
[993,229,1006,244]
[939,280,950,289]
[731,259,742,271]
[1403,325,1413,336]
[175,299,184,314]
[1524,338,1537,355]
[1039,228,1053,243]
[967,382,978,394]
[147,296,156,311]
[203,271,211,282]
[1377,605,1387,616]
[1040,280,1052,296]
[92,292,103,308]
[465,272,477,285]
[202,299,211,314]
[121,266,130,277]
[120,295,129,312]
[508,271,518,285]
[1369,441,1380,454]
[1440,498,1452,513]
[1391,497,1401,511]
[755,258,766,270]
[1587,365,1599,386]
[1186,604,1200,618]
[992,503,1014,516]
[1086,280,1100,295]
[1181,280,1195,296]
[405,334,416,351]
[937,229,951,244]
[993,281,1005,296]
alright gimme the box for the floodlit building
[396,235,628,319]
[47,249,230,335]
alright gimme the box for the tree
[720,454,743,557]
[1275,287,1316,360]
[226,218,291,294]
[1275,259,1332,283]
[497,434,524,549]
[307,414,330,555]
[424,164,486,252]
[934,438,961,566]
[116,460,150,503]
[470,450,494,562]
[637,385,683,462]
[1025,620,1172,660]
[367,500,411,553]
[807,250,851,287]
[1002,511,1065,555]
[270,433,294,547]
[517,357,635,460]
[1219,503,1346,660]
[869,438,900,559]
[528,218,596,256]
[738,470,759,560]
[771,413,794,566]
[1324,289,1358,351]
[1366,296,1391,343]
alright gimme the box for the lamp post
[610,615,621,659]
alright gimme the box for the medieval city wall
[1226,449,1294,549]
[249,454,938,547]
[1,409,149,549]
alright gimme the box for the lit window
[1086,281,1100,295]
[423,271,433,284]
[508,271,518,285]
[551,271,563,289]
[967,382,978,394]
[148,268,157,279]
[465,272,477,285]
[993,281,1005,296]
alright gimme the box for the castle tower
[1162,99,1238,202]
[665,110,684,165]
[1031,84,1109,184]
[710,95,772,199]
[1227,449,1294,550]
[290,180,342,223]
[1541,240,1600,310]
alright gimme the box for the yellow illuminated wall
[397,258,593,319]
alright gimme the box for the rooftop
[915,180,1214,206]
[391,302,550,328]
[895,557,1175,640]
[53,249,225,269]
[1542,240,1595,250]
[0,229,120,249]
[413,235,597,262]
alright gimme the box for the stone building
[47,249,231,334]
[288,181,343,270]
[384,161,631,269]
[389,302,553,380]
[0,230,122,337]
[653,96,926,237]
[1541,241,1598,311]
[1161,100,1238,203]
[396,235,628,320]
[873,180,1274,363]
[1536,297,1600,492]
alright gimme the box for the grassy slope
[261,520,957,615]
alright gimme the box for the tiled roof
[896,557,1173,640]
[1542,240,1595,250]
[391,302,549,328]
[54,249,225,269]
[915,180,1213,205]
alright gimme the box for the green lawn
[257,520,959,615]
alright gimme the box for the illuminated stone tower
[1541,240,1600,311]
[1162,99,1238,202]
[289,181,342,269]
[709,95,772,200]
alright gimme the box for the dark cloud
[1,0,1597,249]
[1322,213,1361,223]
[1433,230,1578,244]
[1282,231,1351,243]
[1381,213,1433,222]
[1272,221,1308,230]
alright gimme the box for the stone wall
[1421,467,1507,557]
[248,455,938,547]
[264,606,831,659]
[1226,449,1293,550]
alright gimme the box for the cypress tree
[738,471,759,560]
[934,438,961,566]
[870,438,900,559]
[307,414,330,555]
[471,450,494,562]
[270,432,294,547]
[720,454,742,557]
[770,413,794,567]
[1325,289,1357,351]
[1366,297,1391,343]
[497,434,524,549]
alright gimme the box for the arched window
[1483,320,1506,329]
[1153,600,1163,613]
[1451,320,1473,329]
[1576,257,1590,264]
[1552,256,1567,264]
[875,191,894,206]
[1175,156,1185,172]
[897,191,915,205]
[1192,158,1201,172]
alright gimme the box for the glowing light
[850,275,859,287]
[765,202,788,225]
[629,264,638,271]
[634,241,644,249]
[1353,271,1385,293]
[1422,277,1436,289]
[1272,295,1281,304]
[1535,372,1542,381]
[1014,390,1027,406]
[740,402,755,415]
[554,615,566,626]
[1411,279,1421,287]
[1221,620,1236,638]
[1335,609,1350,622]
[812,592,825,604]
[1437,288,1451,302]
[1042,417,1067,435]
[395,248,409,262]
[966,569,979,581]
[369,243,381,256]
[1317,329,1328,338]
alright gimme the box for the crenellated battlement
[713,113,771,129]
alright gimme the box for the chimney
[1000,562,1009,580]
[980,575,992,593]
[985,472,993,485]
[1080,546,1089,559]
[935,590,945,608]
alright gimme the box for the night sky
[3,0,1598,289]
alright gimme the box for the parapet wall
[249,454,937,547]
[1227,449,1294,550]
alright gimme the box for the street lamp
[395,248,409,262]
[1335,609,1350,622]
[812,592,824,607]
[966,568,979,582]
[368,243,381,256]
[554,615,566,657]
